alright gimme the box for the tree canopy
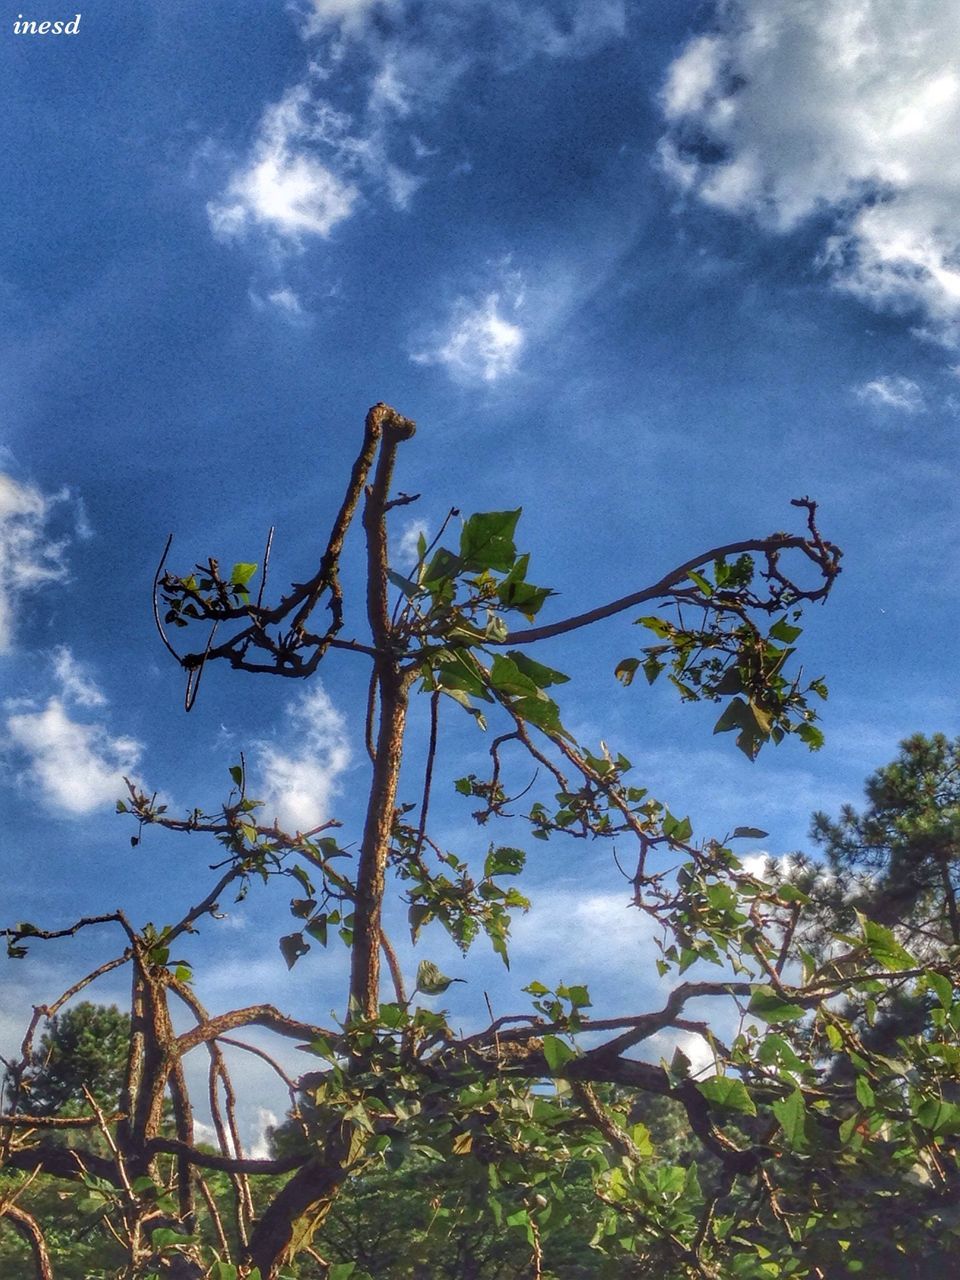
[2,404,959,1280]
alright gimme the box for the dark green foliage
[811,732,960,945]
[23,1002,130,1116]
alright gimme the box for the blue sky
[2,0,959,1142]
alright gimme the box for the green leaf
[689,569,713,597]
[151,1227,194,1248]
[459,510,521,572]
[484,846,526,877]
[772,1089,807,1149]
[855,1076,875,1109]
[748,985,807,1024]
[510,692,565,736]
[663,810,693,843]
[329,1265,357,1280]
[306,915,329,947]
[637,616,674,638]
[927,970,953,1010]
[714,698,768,760]
[615,658,640,686]
[757,1033,803,1071]
[497,558,553,619]
[731,826,768,840]
[490,654,541,697]
[562,983,591,1008]
[777,883,810,904]
[769,616,803,644]
[230,562,258,587]
[387,568,420,597]
[408,903,432,940]
[505,650,569,688]
[290,898,317,919]
[422,546,461,585]
[696,1075,757,1116]
[916,1098,960,1134]
[229,765,243,787]
[279,932,310,970]
[542,1035,575,1071]
[857,915,917,971]
[642,654,665,684]
[797,722,825,751]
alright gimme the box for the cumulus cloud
[6,700,141,817]
[660,1,960,346]
[651,1027,717,1077]
[0,474,73,653]
[249,1108,280,1160]
[4,649,141,816]
[854,375,925,413]
[255,685,352,832]
[412,277,526,384]
[208,87,359,242]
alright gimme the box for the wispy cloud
[302,0,626,57]
[208,87,359,242]
[660,1,960,347]
[0,474,75,653]
[208,2,627,264]
[255,685,352,832]
[50,645,108,708]
[411,272,526,384]
[511,887,657,981]
[854,375,925,413]
[300,0,391,37]
[392,516,428,565]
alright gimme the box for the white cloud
[301,0,392,36]
[651,1027,717,1077]
[255,685,352,832]
[739,852,795,881]
[5,698,141,817]
[268,286,303,313]
[660,1,960,346]
[0,474,72,653]
[499,0,626,60]
[854,375,925,413]
[249,1108,280,1160]
[208,86,359,242]
[393,517,428,565]
[212,2,627,262]
[50,645,108,708]
[512,887,656,979]
[304,0,625,56]
[412,285,526,384]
